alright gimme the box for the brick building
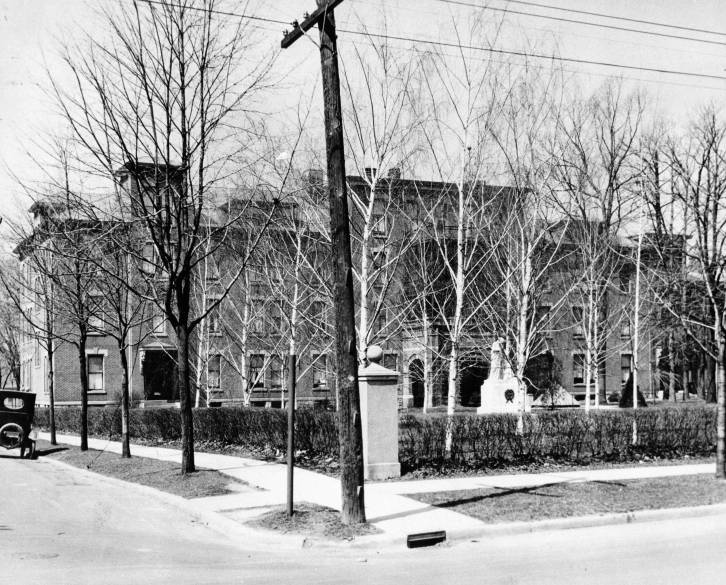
[16,165,670,410]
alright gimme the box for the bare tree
[341,29,421,357]
[480,59,578,425]
[413,16,511,455]
[550,79,645,406]
[51,0,276,473]
[665,107,726,478]
[0,261,21,390]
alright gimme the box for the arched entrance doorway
[409,358,425,408]
[460,359,488,407]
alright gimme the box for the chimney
[387,167,401,180]
[303,168,324,188]
[364,167,377,181]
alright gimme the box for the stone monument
[477,337,530,414]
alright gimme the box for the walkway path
[40,433,720,547]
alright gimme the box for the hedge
[35,405,716,473]
[399,406,717,471]
[34,406,339,459]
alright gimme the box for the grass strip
[37,440,253,499]
[408,474,726,523]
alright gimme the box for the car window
[3,397,24,410]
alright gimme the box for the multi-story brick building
[16,164,668,410]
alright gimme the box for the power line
[358,33,726,94]
[494,0,726,38]
[336,28,726,82]
[132,0,726,82]
[349,0,726,60]
[432,0,726,47]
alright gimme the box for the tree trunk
[317,3,365,525]
[177,325,195,474]
[717,338,726,479]
[47,336,56,446]
[422,315,432,412]
[444,344,458,455]
[78,335,88,451]
[668,331,676,402]
[119,340,131,458]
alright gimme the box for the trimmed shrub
[34,405,339,459]
[398,406,717,472]
[35,403,716,474]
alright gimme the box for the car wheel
[0,422,24,450]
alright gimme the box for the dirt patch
[409,474,726,523]
[38,440,253,499]
[248,502,379,541]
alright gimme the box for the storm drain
[407,530,447,548]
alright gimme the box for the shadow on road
[35,446,69,457]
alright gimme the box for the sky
[0,0,725,226]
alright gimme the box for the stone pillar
[358,346,401,480]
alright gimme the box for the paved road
[2,454,725,585]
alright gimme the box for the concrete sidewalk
[40,433,725,549]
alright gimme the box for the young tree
[480,59,577,424]
[341,29,421,357]
[413,17,510,455]
[550,79,645,405]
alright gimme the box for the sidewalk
[40,433,726,549]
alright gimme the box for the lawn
[408,474,726,523]
[37,440,254,499]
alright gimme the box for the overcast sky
[1,0,725,222]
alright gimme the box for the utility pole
[282,0,366,524]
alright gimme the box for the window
[34,339,40,367]
[207,298,221,335]
[34,277,41,312]
[371,212,387,236]
[571,306,585,338]
[250,300,265,335]
[270,355,283,388]
[208,355,221,388]
[249,354,264,388]
[620,319,631,339]
[88,294,105,332]
[3,397,24,410]
[572,353,592,386]
[310,300,325,322]
[151,308,167,336]
[87,355,104,392]
[383,353,398,371]
[621,354,633,387]
[376,307,389,336]
[535,305,551,337]
[312,353,327,388]
[619,271,632,293]
[141,242,156,274]
[268,302,282,332]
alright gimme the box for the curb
[347,503,726,550]
[437,502,726,545]
[36,435,726,552]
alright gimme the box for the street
[1,454,725,584]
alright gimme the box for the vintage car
[0,390,38,459]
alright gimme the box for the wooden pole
[282,0,366,524]
[287,353,296,517]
